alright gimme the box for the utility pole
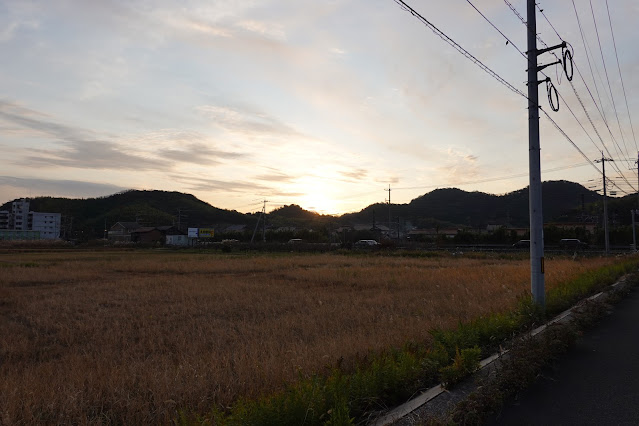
[637,151,639,209]
[633,152,639,251]
[527,0,545,308]
[385,185,392,239]
[251,200,268,243]
[595,153,612,254]
[632,210,636,251]
[525,0,567,308]
[176,208,189,232]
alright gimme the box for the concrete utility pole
[385,185,392,238]
[250,200,268,243]
[632,210,636,251]
[595,153,612,255]
[636,151,639,210]
[527,0,545,308]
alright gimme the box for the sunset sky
[1,0,638,214]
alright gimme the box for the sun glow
[299,191,341,215]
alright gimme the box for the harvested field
[0,250,619,424]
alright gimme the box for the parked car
[512,239,530,248]
[559,238,588,249]
[354,239,379,248]
[287,238,303,244]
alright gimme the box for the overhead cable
[589,0,630,165]
[605,0,638,152]
[391,0,527,99]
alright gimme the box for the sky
[1,0,638,215]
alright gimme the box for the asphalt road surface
[488,286,639,425]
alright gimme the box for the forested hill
[0,190,249,237]
[0,180,616,239]
[342,180,602,228]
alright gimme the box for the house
[407,228,460,239]
[130,227,164,244]
[156,225,183,236]
[108,222,142,241]
[166,235,190,246]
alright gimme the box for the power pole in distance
[595,153,613,254]
[385,185,392,239]
[250,200,268,243]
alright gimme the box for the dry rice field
[0,250,619,424]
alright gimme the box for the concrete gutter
[370,276,628,426]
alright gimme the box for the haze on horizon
[1,1,638,215]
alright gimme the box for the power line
[465,0,526,59]
[393,162,593,191]
[391,0,527,99]
[395,0,625,195]
[605,0,638,152]
[570,0,632,172]
[589,0,630,165]
[506,0,636,190]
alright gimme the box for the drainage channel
[370,277,627,426]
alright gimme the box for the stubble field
[0,250,619,424]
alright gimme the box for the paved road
[488,286,639,425]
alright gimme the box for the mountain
[0,190,249,238]
[341,180,602,229]
[0,180,617,240]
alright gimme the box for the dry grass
[0,250,618,424]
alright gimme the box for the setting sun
[299,191,340,215]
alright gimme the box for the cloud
[1,100,167,170]
[158,142,246,165]
[1,101,253,171]
[339,168,368,181]
[196,103,303,139]
[25,140,167,171]
[169,174,269,193]
[0,100,87,141]
[437,149,481,184]
[0,176,126,200]
[236,19,286,41]
[253,171,294,182]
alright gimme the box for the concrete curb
[370,275,630,426]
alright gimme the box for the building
[0,199,61,240]
[108,222,142,241]
[31,212,62,239]
[0,211,9,229]
[130,227,164,244]
[166,234,190,246]
[11,199,30,230]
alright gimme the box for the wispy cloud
[169,174,268,193]
[196,103,303,139]
[254,172,294,182]
[0,176,126,199]
[25,140,167,171]
[437,149,481,184]
[1,101,250,171]
[340,168,368,181]
[159,143,245,165]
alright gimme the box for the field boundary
[371,273,634,426]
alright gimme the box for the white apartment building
[0,199,61,240]
[31,212,61,239]
[0,210,9,229]
[11,199,30,230]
